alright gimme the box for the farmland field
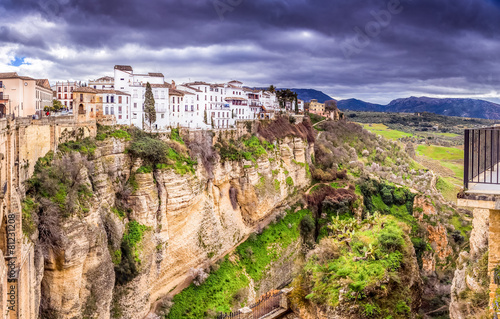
[359,123,413,140]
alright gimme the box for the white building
[53,81,81,109]
[84,65,282,130]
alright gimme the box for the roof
[97,89,130,96]
[180,85,202,92]
[114,65,133,72]
[0,72,19,78]
[91,76,114,82]
[73,87,98,93]
[184,81,211,86]
[229,80,243,84]
[36,79,52,91]
[148,72,164,77]
[169,89,185,96]
[0,72,35,81]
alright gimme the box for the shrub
[300,215,315,237]
[286,176,294,186]
[128,136,168,165]
[189,268,209,286]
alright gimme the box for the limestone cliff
[33,134,313,319]
[449,207,489,319]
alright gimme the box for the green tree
[53,99,63,112]
[144,82,156,132]
[268,85,276,93]
[294,93,299,114]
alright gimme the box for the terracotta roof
[114,65,133,72]
[36,79,52,91]
[91,76,114,82]
[150,83,171,88]
[0,72,19,78]
[73,87,98,93]
[97,89,130,95]
[228,80,243,84]
[148,72,164,77]
[184,81,211,86]
[180,85,202,92]
[0,72,35,81]
[169,89,185,96]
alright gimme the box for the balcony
[463,126,500,195]
[156,108,167,113]
[0,94,8,103]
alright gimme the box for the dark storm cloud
[1,0,500,103]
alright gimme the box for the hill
[290,89,333,103]
[337,96,500,120]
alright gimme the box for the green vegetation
[236,209,310,281]
[309,113,325,125]
[168,209,311,318]
[96,125,131,141]
[21,197,38,237]
[128,132,197,176]
[111,207,126,220]
[115,221,150,285]
[58,138,97,157]
[286,176,294,187]
[360,123,412,140]
[416,145,463,161]
[294,215,414,318]
[136,165,153,174]
[436,177,460,203]
[215,135,275,163]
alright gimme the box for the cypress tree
[144,82,156,132]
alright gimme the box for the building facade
[0,72,52,118]
[53,81,81,110]
[309,99,325,114]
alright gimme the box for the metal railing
[464,127,500,189]
[0,94,9,101]
[217,291,283,319]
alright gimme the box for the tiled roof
[148,72,164,77]
[169,89,185,96]
[92,76,114,82]
[36,79,52,91]
[184,81,211,86]
[180,85,202,92]
[228,80,243,84]
[0,72,35,81]
[0,72,19,78]
[114,65,133,72]
[73,87,98,93]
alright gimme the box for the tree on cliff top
[144,82,156,132]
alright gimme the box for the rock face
[449,208,490,319]
[36,136,313,319]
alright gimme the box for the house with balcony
[0,72,53,118]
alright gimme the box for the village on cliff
[0,65,339,131]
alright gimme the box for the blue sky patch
[9,57,30,67]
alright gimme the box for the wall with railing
[464,127,500,189]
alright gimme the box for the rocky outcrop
[449,208,490,319]
[36,136,312,319]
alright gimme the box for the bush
[300,215,315,237]
[128,136,168,165]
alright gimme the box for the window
[185,105,188,111]
[119,115,122,119]
[111,107,114,115]
[64,94,67,99]
[58,87,61,92]
[64,87,67,92]
[119,96,122,104]
[58,94,61,99]
[120,78,124,81]
[161,114,164,119]
[118,106,122,113]
[106,96,109,103]
[111,96,114,103]
[70,87,73,92]
[94,86,97,89]
[105,107,109,115]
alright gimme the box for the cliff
[28,129,313,319]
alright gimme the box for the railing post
[464,129,470,189]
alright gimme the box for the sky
[1,0,500,104]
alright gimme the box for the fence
[464,127,500,189]
[217,291,284,319]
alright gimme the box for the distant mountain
[337,96,500,120]
[337,99,385,112]
[291,89,333,103]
